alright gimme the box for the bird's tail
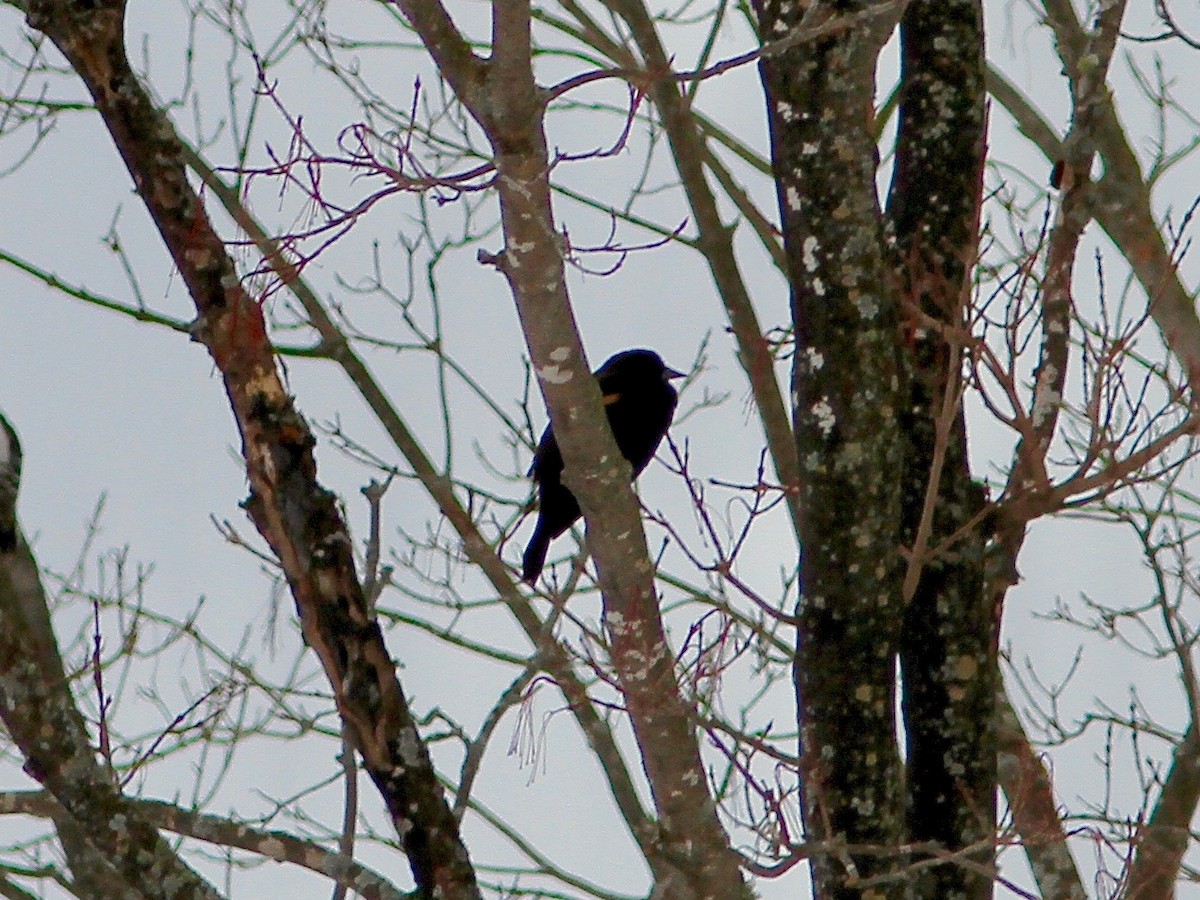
[522,523,551,584]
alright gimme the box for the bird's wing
[528,425,555,478]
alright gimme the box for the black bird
[522,349,684,584]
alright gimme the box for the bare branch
[15,2,479,895]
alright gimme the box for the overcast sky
[3,1,1200,897]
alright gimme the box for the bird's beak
[665,367,686,381]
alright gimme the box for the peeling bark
[14,2,479,896]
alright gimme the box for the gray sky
[2,1,1199,897]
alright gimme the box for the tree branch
[996,693,1088,899]
[598,0,801,541]
[13,2,479,895]
[397,1,749,894]
[0,442,223,899]
[0,791,409,900]
[178,134,660,872]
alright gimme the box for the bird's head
[596,348,685,389]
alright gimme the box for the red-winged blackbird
[522,349,684,584]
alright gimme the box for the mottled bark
[755,2,910,895]
[887,2,995,898]
[14,2,478,896]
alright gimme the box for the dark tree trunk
[755,2,910,896]
[757,1,995,896]
[888,3,995,898]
